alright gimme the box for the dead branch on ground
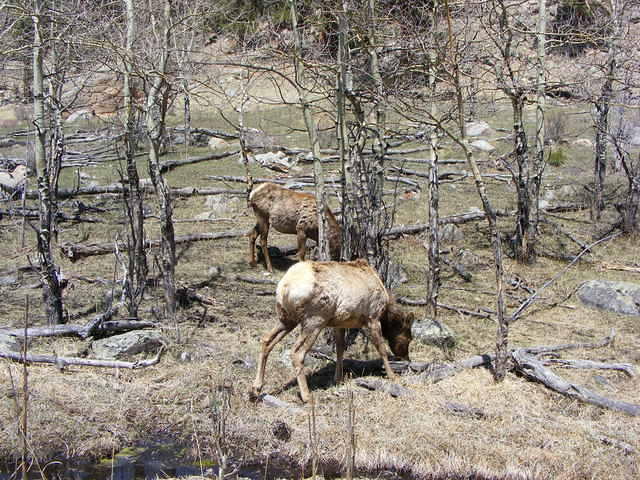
[0,345,165,369]
[60,229,248,262]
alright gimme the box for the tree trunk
[444,0,508,380]
[531,0,546,262]
[288,0,329,260]
[33,0,64,325]
[593,1,620,220]
[426,44,440,318]
[145,0,176,319]
[512,96,536,263]
[337,0,353,261]
[122,0,147,319]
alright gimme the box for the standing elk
[248,182,342,272]
[251,259,415,403]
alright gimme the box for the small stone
[0,333,21,352]
[412,319,457,349]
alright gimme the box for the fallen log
[384,209,514,237]
[542,358,636,377]
[441,257,473,282]
[60,229,248,262]
[354,378,411,398]
[0,345,165,369]
[0,207,104,223]
[444,401,487,419]
[0,309,118,339]
[26,184,245,200]
[159,150,240,173]
[396,297,492,319]
[512,348,640,416]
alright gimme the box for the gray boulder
[465,121,490,137]
[91,330,164,360]
[577,280,640,316]
[470,140,495,153]
[0,333,21,352]
[412,319,457,349]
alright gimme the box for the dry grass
[1,96,639,479]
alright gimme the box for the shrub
[548,148,568,167]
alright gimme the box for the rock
[194,211,214,221]
[456,249,485,271]
[412,319,456,349]
[577,280,640,316]
[279,348,324,369]
[0,333,21,352]
[628,126,640,146]
[203,194,243,217]
[465,121,490,137]
[539,199,551,210]
[470,140,495,152]
[241,127,275,151]
[0,274,18,286]
[572,138,593,149]
[556,184,581,202]
[65,109,93,123]
[0,165,28,192]
[91,330,164,360]
[386,261,409,289]
[252,151,295,173]
[439,224,464,245]
[208,137,230,151]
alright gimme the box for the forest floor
[0,81,639,479]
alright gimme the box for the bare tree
[288,0,329,260]
[338,0,393,285]
[31,0,64,324]
[591,0,625,221]
[481,0,546,264]
[143,0,177,319]
[121,0,148,319]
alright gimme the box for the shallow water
[0,442,271,480]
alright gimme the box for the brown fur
[252,260,414,403]
[248,182,342,272]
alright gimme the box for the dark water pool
[0,443,272,480]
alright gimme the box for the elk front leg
[369,316,397,380]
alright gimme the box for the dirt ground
[1,94,639,479]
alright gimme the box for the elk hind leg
[291,321,324,403]
[252,322,293,398]
[334,327,345,385]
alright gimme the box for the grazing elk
[248,182,342,272]
[252,259,415,403]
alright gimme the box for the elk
[251,259,415,403]
[248,182,342,272]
